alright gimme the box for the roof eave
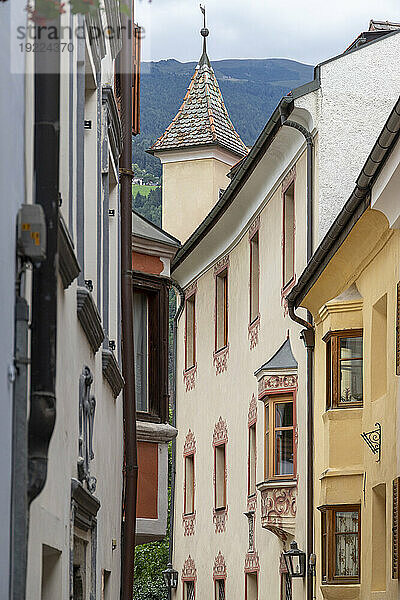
[147,140,247,159]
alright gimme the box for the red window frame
[282,180,295,290]
[245,572,258,600]
[249,231,260,325]
[184,453,195,516]
[215,269,228,352]
[182,579,195,600]
[248,423,257,497]
[214,442,227,510]
[185,291,196,371]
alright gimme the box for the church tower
[149,8,248,243]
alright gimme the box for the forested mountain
[133,57,314,177]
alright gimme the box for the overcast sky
[136,0,399,66]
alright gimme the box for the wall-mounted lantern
[283,541,306,578]
[162,563,178,589]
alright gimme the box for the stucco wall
[172,152,309,599]
[303,33,400,240]
[162,157,231,243]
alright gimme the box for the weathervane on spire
[199,4,211,67]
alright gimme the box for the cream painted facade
[171,149,309,600]
[299,172,400,597]
[159,149,237,243]
[164,22,400,600]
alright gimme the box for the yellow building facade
[288,98,400,599]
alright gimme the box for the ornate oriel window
[319,505,361,584]
[185,292,196,370]
[324,329,363,409]
[215,269,228,351]
[264,394,295,480]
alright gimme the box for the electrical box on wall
[17,204,46,261]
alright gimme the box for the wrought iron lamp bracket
[360,422,381,462]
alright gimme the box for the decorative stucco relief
[185,281,198,298]
[213,255,230,277]
[182,555,197,581]
[248,214,261,240]
[248,316,260,350]
[213,508,228,533]
[247,494,257,513]
[244,550,260,573]
[248,394,257,427]
[213,345,229,375]
[213,551,227,580]
[258,374,297,397]
[260,485,297,541]
[183,365,197,392]
[213,417,228,447]
[183,429,196,455]
[182,513,196,536]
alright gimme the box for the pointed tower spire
[199,4,211,68]
[149,8,248,159]
[149,9,249,243]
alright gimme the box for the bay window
[325,329,363,409]
[320,505,360,584]
[264,395,295,480]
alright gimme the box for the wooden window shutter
[396,283,400,375]
[132,24,141,135]
[393,477,400,579]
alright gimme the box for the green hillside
[133,57,314,178]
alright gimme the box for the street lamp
[283,541,306,578]
[163,563,178,590]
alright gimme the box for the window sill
[214,506,227,513]
[320,583,360,600]
[322,408,363,423]
[257,479,297,491]
[214,344,228,355]
[184,364,196,374]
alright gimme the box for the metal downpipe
[119,6,138,599]
[168,281,185,600]
[281,110,315,600]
